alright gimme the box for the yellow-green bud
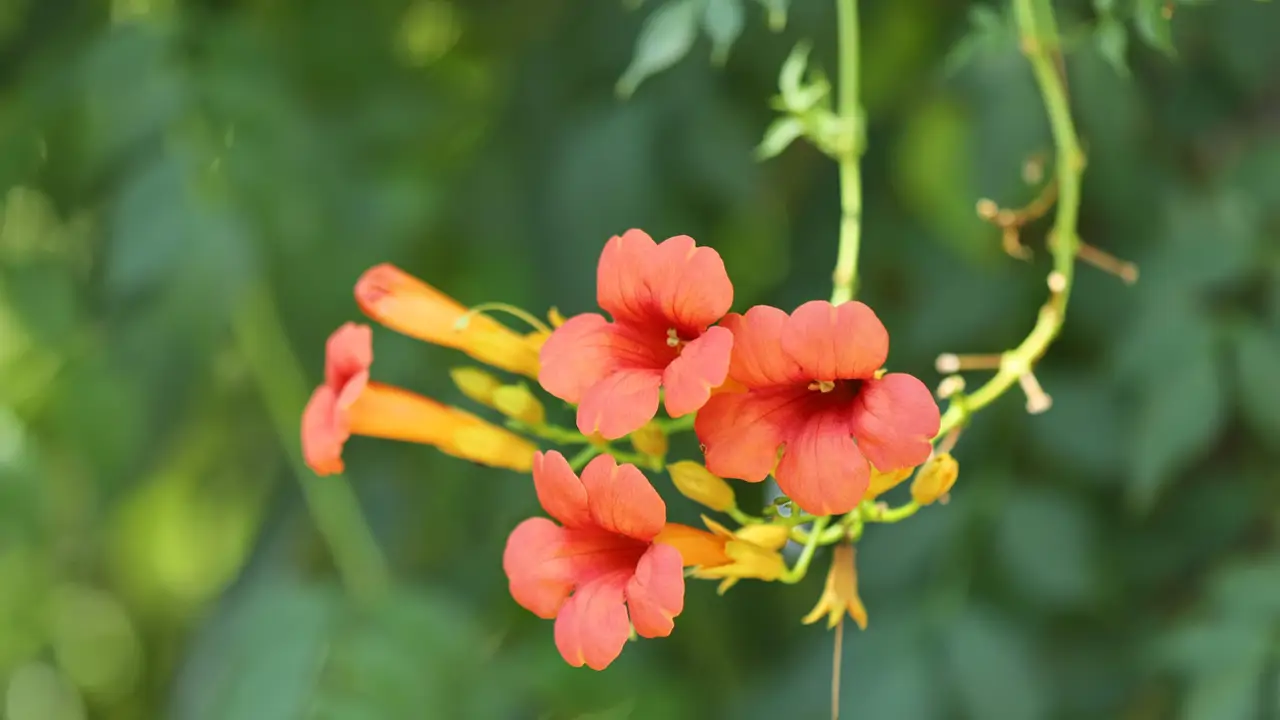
[910,453,959,505]
[492,384,545,426]
[864,465,913,501]
[630,420,668,457]
[450,367,501,406]
[668,461,736,512]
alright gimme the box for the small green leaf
[1096,15,1131,77]
[754,0,787,31]
[702,0,744,66]
[1233,323,1280,445]
[778,41,811,99]
[616,0,700,99]
[942,5,1015,76]
[754,116,804,159]
[1135,0,1176,56]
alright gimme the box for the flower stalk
[830,0,863,305]
[934,0,1086,440]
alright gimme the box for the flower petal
[782,300,888,381]
[596,229,659,327]
[774,410,870,515]
[554,574,631,670]
[662,325,733,417]
[696,387,805,483]
[722,307,806,389]
[596,231,733,334]
[301,386,348,476]
[538,313,619,405]
[576,369,662,439]
[324,323,373,390]
[580,454,666,541]
[532,451,592,529]
[503,517,574,619]
[849,373,940,472]
[625,543,685,639]
[648,235,733,333]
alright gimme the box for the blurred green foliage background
[1,0,1278,718]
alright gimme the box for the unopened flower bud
[910,453,959,506]
[630,420,668,457]
[865,465,914,501]
[492,384,546,426]
[668,461,736,512]
[734,523,790,551]
[450,367,501,406]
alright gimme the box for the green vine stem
[233,282,391,603]
[782,516,831,583]
[934,0,1084,440]
[829,0,863,305]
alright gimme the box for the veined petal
[557,528,649,587]
[532,451,592,529]
[782,300,888,382]
[324,323,373,390]
[654,524,730,567]
[662,326,733,418]
[596,231,733,334]
[696,387,805,483]
[580,455,666,541]
[503,518,574,619]
[537,313,618,404]
[849,373,940,472]
[648,235,733,333]
[301,386,348,476]
[722,307,806,389]
[576,368,662,440]
[625,544,685,639]
[554,574,631,670]
[596,229,659,328]
[774,411,870,516]
[355,264,538,377]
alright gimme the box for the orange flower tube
[301,323,536,475]
[355,264,541,378]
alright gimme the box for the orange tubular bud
[667,461,736,512]
[346,384,537,472]
[354,264,540,378]
[910,452,959,506]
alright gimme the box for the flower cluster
[302,230,950,670]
